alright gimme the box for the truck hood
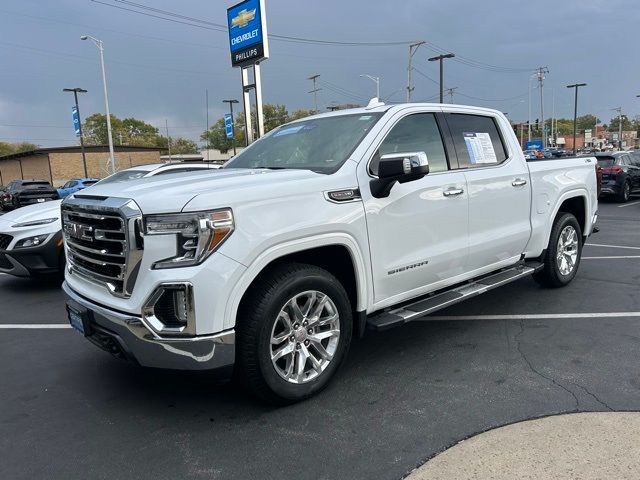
[0,200,62,226]
[71,168,329,214]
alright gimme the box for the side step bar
[367,262,543,331]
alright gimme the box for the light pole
[63,87,88,177]
[223,99,239,156]
[406,41,425,102]
[566,83,587,155]
[428,53,455,103]
[81,35,115,174]
[527,73,537,143]
[360,74,380,99]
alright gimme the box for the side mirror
[371,151,429,198]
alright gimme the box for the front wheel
[533,213,582,288]
[236,263,352,404]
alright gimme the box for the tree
[289,109,315,121]
[169,137,199,154]
[201,118,234,153]
[576,114,599,132]
[608,114,633,132]
[82,113,164,146]
[0,141,39,157]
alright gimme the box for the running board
[367,263,542,331]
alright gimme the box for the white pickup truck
[62,102,598,403]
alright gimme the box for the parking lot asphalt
[1,197,639,480]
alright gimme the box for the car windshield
[95,170,148,185]
[225,113,383,174]
[83,180,99,186]
[596,157,616,166]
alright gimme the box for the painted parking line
[585,243,640,250]
[0,324,71,329]
[618,200,640,208]
[422,312,640,321]
[583,255,640,260]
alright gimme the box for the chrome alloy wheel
[556,225,579,276]
[269,290,340,384]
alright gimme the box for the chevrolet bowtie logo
[231,8,256,29]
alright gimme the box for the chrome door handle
[443,188,464,197]
[512,178,527,187]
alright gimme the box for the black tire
[533,213,582,288]
[236,262,353,404]
[617,181,631,203]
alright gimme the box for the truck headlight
[143,209,234,269]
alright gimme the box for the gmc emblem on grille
[64,222,94,242]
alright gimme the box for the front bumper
[62,281,235,371]
[0,231,63,277]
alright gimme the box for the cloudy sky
[1,0,638,147]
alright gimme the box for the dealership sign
[227,0,269,67]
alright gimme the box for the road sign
[72,106,81,137]
[227,0,269,67]
[224,114,234,139]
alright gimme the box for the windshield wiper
[254,166,289,170]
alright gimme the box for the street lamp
[566,83,587,155]
[427,53,455,103]
[62,87,88,177]
[223,99,239,156]
[359,74,380,99]
[81,35,115,174]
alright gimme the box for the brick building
[0,145,163,187]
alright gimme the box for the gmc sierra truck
[62,102,598,403]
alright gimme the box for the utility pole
[205,89,209,161]
[62,87,88,177]
[407,41,426,102]
[535,66,549,148]
[223,99,239,156]
[165,119,171,161]
[566,83,587,155]
[528,73,536,142]
[308,74,321,113]
[446,87,458,104]
[612,107,623,150]
[428,53,455,103]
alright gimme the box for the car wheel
[236,262,352,404]
[533,213,582,288]
[617,181,630,203]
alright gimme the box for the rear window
[23,181,50,186]
[445,114,508,168]
[596,157,615,167]
[83,180,98,186]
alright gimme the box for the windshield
[596,157,616,167]
[95,170,148,185]
[83,180,99,186]
[225,113,383,174]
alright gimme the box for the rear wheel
[236,263,352,404]
[533,213,582,288]
[617,181,631,203]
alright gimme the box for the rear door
[359,109,469,307]
[625,154,640,190]
[443,112,532,273]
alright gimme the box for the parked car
[523,149,538,160]
[0,163,217,278]
[57,178,100,199]
[0,186,8,211]
[61,102,598,404]
[596,152,640,202]
[0,180,59,211]
[540,148,554,159]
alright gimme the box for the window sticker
[274,125,305,137]
[463,132,497,164]
[358,115,372,120]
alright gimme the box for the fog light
[142,283,194,336]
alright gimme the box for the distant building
[199,148,244,163]
[0,145,163,187]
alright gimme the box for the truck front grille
[61,196,143,297]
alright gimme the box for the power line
[411,67,440,85]
[455,91,529,102]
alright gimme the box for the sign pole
[254,63,265,137]
[241,67,254,146]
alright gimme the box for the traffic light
[535,118,539,130]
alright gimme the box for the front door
[359,111,469,309]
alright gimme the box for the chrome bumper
[62,281,235,371]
